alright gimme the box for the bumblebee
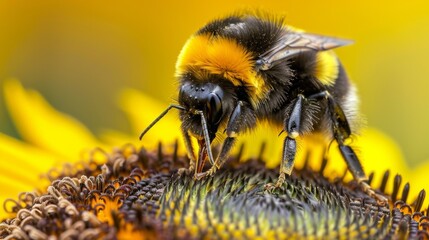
[140,13,387,203]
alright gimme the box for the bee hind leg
[322,91,388,205]
[338,144,388,205]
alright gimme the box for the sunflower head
[1,142,428,239]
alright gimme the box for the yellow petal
[0,133,59,173]
[3,79,106,160]
[408,161,429,208]
[0,133,59,219]
[236,121,284,168]
[359,128,408,187]
[98,129,137,147]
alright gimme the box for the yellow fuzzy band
[314,51,339,86]
[175,34,267,106]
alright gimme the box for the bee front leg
[195,137,236,179]
[196,101,253,179]
[265,95,304,191]
[177,127,196,176]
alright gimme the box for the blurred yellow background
[1,0,429,167]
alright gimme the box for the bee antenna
[139,104,186,140]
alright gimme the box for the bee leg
[322,91,388,205]
[196,101,248,179]
[177,128,196,176]
[338,145,387,204]
[196,137,236,179]
[265,95,304,191]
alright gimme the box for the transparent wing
[256,32,353,70]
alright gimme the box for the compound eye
[178,84,188,106]
[207,93,223,125]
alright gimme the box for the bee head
[178,80,234,142]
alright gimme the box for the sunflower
[0,79,428,239]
